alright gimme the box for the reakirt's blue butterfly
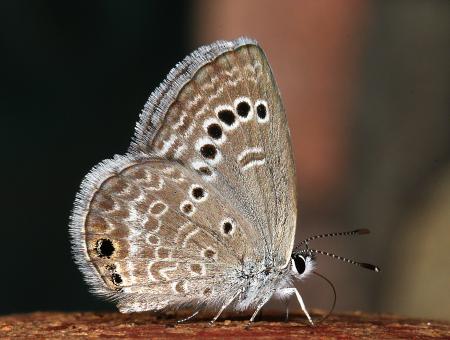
[70,37,379,325]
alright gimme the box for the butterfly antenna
[295,229,370,252]
[312,271,336,324]
[308,248,380,272]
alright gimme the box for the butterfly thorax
[231,259,292,311]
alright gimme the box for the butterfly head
[290,250,315,279]
[291,229,381,274]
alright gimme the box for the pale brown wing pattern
[131,40,297,266]
[76,156,260,311]
[71,38,297,313]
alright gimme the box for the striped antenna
[308,249,380,272]
[296,229,369,249]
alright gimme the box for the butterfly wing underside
[132,38,297,264]
[70,37,297,313]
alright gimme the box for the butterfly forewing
[132,41,297,267]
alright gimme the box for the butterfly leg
[209,291,240,326]
[177,310,200,324]
[245,294,273,328]
[285,300,289,322]
[278,288,314,325]
[256,307,263,322]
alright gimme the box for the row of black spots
[183,185,208,214]
[199,99,268,162]
[215,100,267,128]
[200,100,269,164]
[204,103,248,142]
[105,264,123,287]
[96,240,123,287]
[202,109,238,153]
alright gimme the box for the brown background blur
[1,1,448,321]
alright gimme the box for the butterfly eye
[293,255,306,274]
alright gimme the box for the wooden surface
[1,310,449,339]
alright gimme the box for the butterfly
[70,37,379,326]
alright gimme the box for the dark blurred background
[1,1,449,320]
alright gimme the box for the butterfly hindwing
[73,155,263,311]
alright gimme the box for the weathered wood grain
[1,310,448,339]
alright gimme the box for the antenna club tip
[360,262,381,272]
[355,228,370,235]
